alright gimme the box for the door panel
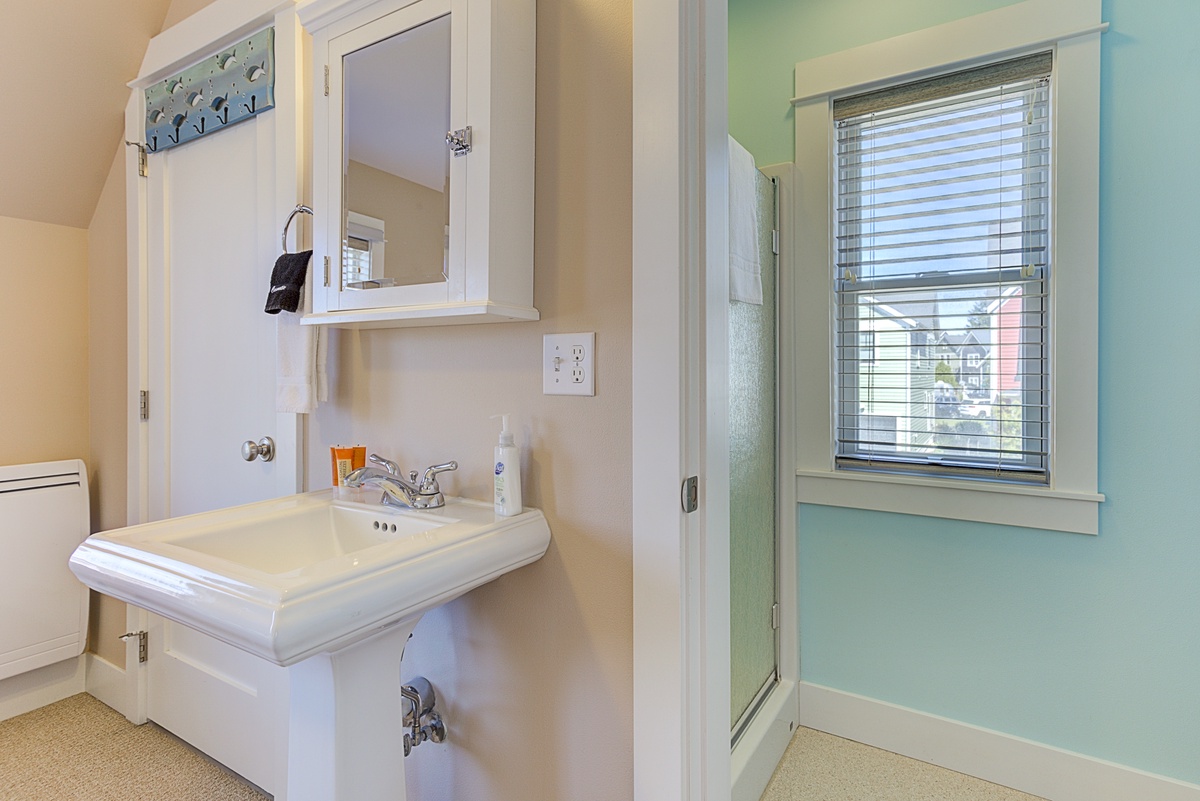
[729,170,778,728]
[147,616,285,791]
[143,101,289,795]
[165,119,279,515]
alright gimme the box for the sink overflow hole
[372,521,397,532]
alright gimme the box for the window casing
[787,0,1104,534]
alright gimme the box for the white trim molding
[732,680,798,801]
[798,682,1200,801]
[791,0,1103,105]
[632,0,731,797]
[796,470,1104,535]
[84,654,130,719]
[788,0,1105,535]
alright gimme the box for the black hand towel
[265,250,313,314]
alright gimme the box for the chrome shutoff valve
[401,676,447,757]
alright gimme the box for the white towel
[728,135,763,305]
[276,255,327,413]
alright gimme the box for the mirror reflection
[342,15,451,291]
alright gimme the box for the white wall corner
[797,682,1200,801]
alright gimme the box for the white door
[128,16,305,795]
[142,116,290,794]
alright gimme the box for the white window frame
[789,0,1106,534]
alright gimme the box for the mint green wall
[729,0,1021,165]
[732,0,1200,784]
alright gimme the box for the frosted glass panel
[730,170,777,725]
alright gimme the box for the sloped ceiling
[0,0,173,228]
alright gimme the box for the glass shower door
[729,171,778,735]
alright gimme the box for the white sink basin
[69,490,551,666]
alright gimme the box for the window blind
[833,52,1052,483]
[343,235,372,285]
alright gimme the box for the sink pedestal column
[286,617,423,801]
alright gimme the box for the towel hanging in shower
[728,136,763,305]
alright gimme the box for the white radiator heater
[0,459,91,681]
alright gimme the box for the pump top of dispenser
[491,414,514,446]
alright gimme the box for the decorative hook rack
[282,205,314,254]
[144,27,275,154]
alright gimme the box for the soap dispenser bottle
[491,414,522,516]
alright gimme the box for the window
[835,53,1051,482]
[788,0,1104,534]
[343,211,386,289]
[858,329,876,366]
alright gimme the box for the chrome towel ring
[282,204,314,253]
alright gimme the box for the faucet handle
[420,461,458,492]
[369,453,400,475]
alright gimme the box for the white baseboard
[0,655,86,723]
[797,682,1200,801]
[85,653,129,718]
[732,679,799,801]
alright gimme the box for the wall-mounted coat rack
[144,27,275,153]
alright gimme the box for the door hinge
[120,630,148,664]
[125,140,148,177]
[323,255,331,287]
[139,390,150,422]
[446,127,472,157]
[681,476,698,513]
[772,229,779,256]
[771,602,780,630]
[324,65,330,96]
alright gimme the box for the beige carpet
[761,726,1047,801]
[0,694,269,801]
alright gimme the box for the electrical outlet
[544,333,595,396]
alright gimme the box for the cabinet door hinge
[323,255,331,287]
[120,630,148,663]
[770,602,780,630]
[324,65,330,97]
[772,229,779,256]
[139,390,149,422]
[125,141,148,177]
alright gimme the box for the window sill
[795,469,1104,535]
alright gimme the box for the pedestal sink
[69,489,551,800]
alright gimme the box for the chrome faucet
[344,455,458,509]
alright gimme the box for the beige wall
[119,0,635,794]
[307,0,635,797]
[345,159,447,286]
[0,216,89,467]
[159,0,215,30]
[86,150,131,668]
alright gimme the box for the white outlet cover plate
[543,332,595,396]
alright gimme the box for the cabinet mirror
[342,15,449,292]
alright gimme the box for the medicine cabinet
[298,0,537,328]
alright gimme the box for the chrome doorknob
[241,437,275,462]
